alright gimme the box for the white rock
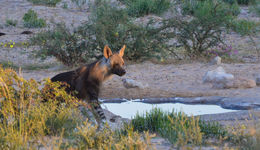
[122,78,147,89]
[203,67,234,83]
[210,56,221,65]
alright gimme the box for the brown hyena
[51,45,126,124]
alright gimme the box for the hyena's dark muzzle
[111,65,126,76]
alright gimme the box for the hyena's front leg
[88,89,107,125]
[91,100,106,121]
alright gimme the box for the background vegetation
[23,9,46,28]
[30,0,260,66]
[120,0,172,17]
[31,0,171,65]
[5,19,18,27]
[27,0,62,6]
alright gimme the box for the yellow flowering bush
[0,66,153,149]
[0,40,29,48]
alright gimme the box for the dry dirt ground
[20,61,260,99]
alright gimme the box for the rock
[220,97,260,110]
[256,76,260,86]
[203,66,234,83]
[210,56,221,65]
[101,98,128,103]
[204,67,256,89]
[122,78,148,89]
[213,77,256,89]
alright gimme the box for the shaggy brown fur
[51,45,126,122]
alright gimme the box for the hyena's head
[103,45,126,76]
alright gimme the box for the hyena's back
[51,71,75,85]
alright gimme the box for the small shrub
[0,40,16,49]
[75,123,154,149]
[250,0,260,15]
[231,19,259,36]
[0,61,18,70]
[237,0,251,5]
[180,0,200,15]
[27,0,61,6]
[223,0,254,5]
[0,67,80,149]
[131,108,228,146]
[62,2,68,9]
[166,0,235,57]
[182,0,240,16]
[23,9,46,28]
[30,23,90,66]
[71,0,87,9]
[121,0,172,17]
[5,19,18,27]
[231,19,260,59]
[230,2,241,16]
[223,0,237,5]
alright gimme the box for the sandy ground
[19,61,260,100]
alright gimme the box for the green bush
[223,0,237,5]
[0,61,18,70]
[31,1,170,65]
[71,0,87,9]
[231,19,260,59]
[166,0,235,56]
[180,0,200,15]
[27,0,61,6]
[182,0,240,16]
[121,0,172,17]
[230,2,241,16]
[23,9,46,28]
[251,0,260,16]
[5,19,18,27]
[223,0,254,5]
[231,19,259,36]
[237,0,251,5]
[30,23,91,66]
[131,108,228,146]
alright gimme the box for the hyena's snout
[120,68,126,76]
[112,65,126,76]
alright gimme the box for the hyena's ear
[119,45,126,57]
[103,45,113,59]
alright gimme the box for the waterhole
[102,100,238,119]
